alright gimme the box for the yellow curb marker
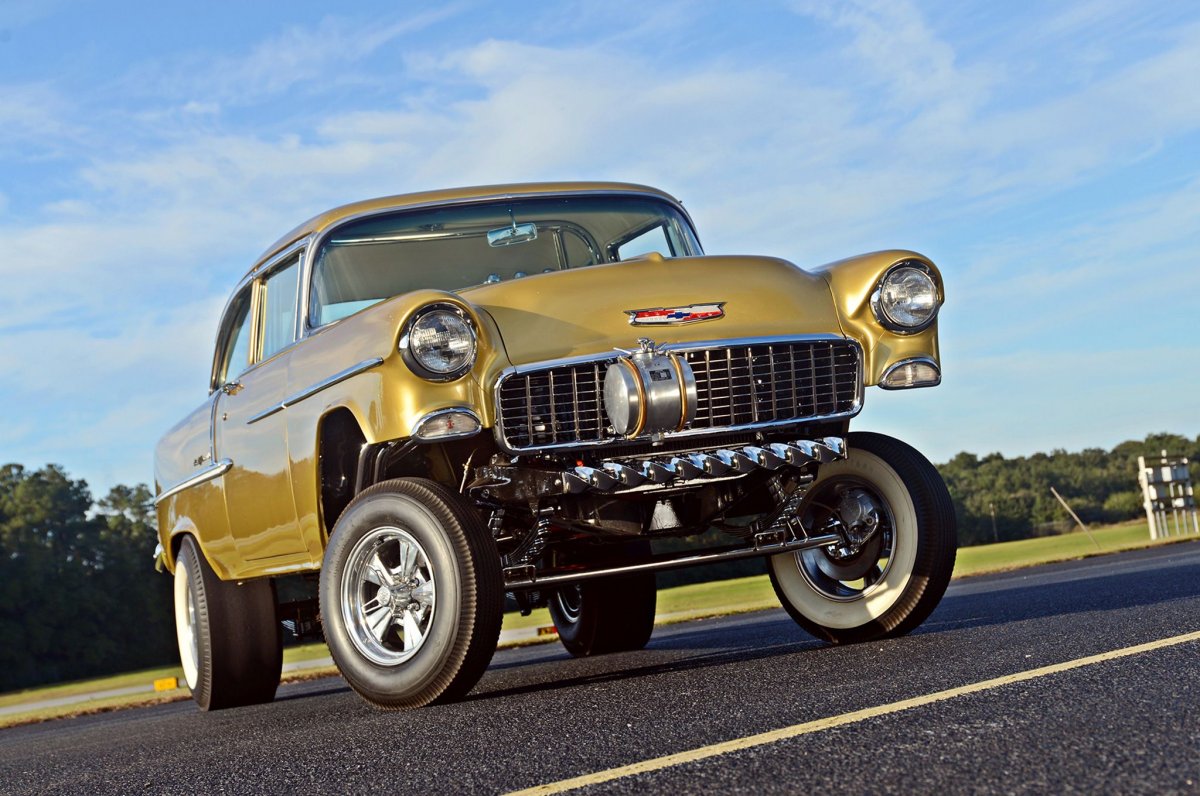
[152,677,179,692]
[507,629,1200,795]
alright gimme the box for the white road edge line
[506,629,1200,796]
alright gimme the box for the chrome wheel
[797,479,896,602]
[340,526,437,666]
[769,432,957,644]
[554,584,584,624]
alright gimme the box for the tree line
[942,432,1198,546]
[1,432,1196,691]
[0,465,175,693]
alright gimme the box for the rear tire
[319,478,503,709]
[549,542,657,657]
[173,535,282,711]
[768,432,956,644]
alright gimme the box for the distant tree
[0,466,174,692]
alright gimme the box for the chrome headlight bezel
[399,303,478,382]
[870,260,942,334]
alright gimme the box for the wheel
[173,535,282,710]
[768,431,956,644]
[548,541,657,657]
[318,478,503,709]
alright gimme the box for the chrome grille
[496,338,861,451]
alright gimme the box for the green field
[2,520,1191,728]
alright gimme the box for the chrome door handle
[220,381,244,396]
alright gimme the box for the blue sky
[1,0,1197,494]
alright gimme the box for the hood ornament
[626,302,725,326]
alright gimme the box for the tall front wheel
[173,535,282,710]
[319,478,503,709]
[769,432,957,644]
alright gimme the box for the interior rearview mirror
[487,221,538,247]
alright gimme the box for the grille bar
[496,337,862,452]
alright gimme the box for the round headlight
[873,265,940,331]
[403,307,476,378]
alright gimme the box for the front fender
[813,250,943,385]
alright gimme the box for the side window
[260,258,300,361]
[615,223,676,261]
[215,289,253,388]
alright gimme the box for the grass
[2,519,1193,729]
[953,521,1157,576]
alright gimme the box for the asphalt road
[3,542,1199,795]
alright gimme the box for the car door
[215,250,307,561]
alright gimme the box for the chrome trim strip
[246,357,385,425]
[492,335,864,453]
[154,458,233,506]
[879,356,942,390]
[412,407,484,441]
[245,403,285,425]
[209,237,312,394]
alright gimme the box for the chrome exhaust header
[561,436,845,494]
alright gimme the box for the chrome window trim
[411,407,483,441]
[869,259,942,336]
[878,356,942,390]
[154,458,233,506]
[245,357,385,425]
[492,335,864,454]
[209,237,312,394]
[300,189,702,336]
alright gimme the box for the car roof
[252,181,684,273]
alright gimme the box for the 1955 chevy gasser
[153,182,956,711]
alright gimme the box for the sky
[0,0,1197,495]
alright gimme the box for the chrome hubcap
[797,479,896,602]
[555,584,584,624]
[341,527,436,666]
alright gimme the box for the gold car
[154,182,955,710]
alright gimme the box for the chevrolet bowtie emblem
[626,302,725,326]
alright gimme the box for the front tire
[173,535,282,710]
[769,432,956,644]
[319,478,503,709]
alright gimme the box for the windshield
[309,195,701,327]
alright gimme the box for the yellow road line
[507,629,1200,795]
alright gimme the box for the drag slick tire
[769,431,956,645]
[319,478,503,709]
[173,535,282,711]
[549,542,657,657]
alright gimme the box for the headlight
[401,304,477,380]
[871,262,940,333]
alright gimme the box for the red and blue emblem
[626,302,726,325]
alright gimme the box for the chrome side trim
[246,357,385,425]
[245,403,285,425]
[492,335,864,454]
[154,459,233,506]
[879,356,942,390]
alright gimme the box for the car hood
[459,254,844,366]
